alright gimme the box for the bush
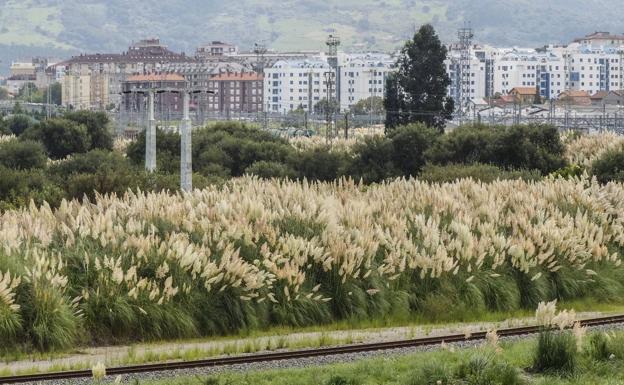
[419,163,542,183]
[127,129,181,173]
[22,118,90,159]
[0,139,47,170]
[388,123,440,177]
[5,114,34,136]
[245,160,297,179]
[348,136,397,183]
[592,145,624,183]
[409,361,453,385]
[456,354,524,385]
[427,124,566,174]
[128,123,295,178]
[287,147,349,181]
[50,150,143,200]
[63,111,113,151]
[0,166,64,210]
[533,331,577,374]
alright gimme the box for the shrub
[287,147,349,181]
[127,129,181,173]
[388,123,440,177]
[533,331,577,374]
[591,145,624,183]
[419,163,541,183]
[0,139,47,170]
[456,354,524,385]
[408,361,454,385]
[587,333,611,361]
[5,114,34,136]
[128,123,295,178]
[0,166,64,210]
[50,150,141,200]
[244,161,296,179]
[22,118,91,159]
[348,136,397,183]
[550,164,584,179]
[427,124,566,174]
[63,111,113,151]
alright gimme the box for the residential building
[206,71,263,114]
[57,38,195,110]
[264,59,333,113]
[338,53,395,112]
[564,48,623,95]
[446,49,488,108]
[509,87,539,104]
[196,41,239,60]
[573,32,624,48]
[558,90,592,106]
[602,90,624,105]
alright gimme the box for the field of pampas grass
[1,175,624,352]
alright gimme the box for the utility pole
[344,113,349,139]
[180,91,193,192]
[145,90,156,172]
[324,71,335,143]
[457,25,474,126]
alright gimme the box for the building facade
[206,72,263,114]
[264,59,333,113]
[58,39,195,110]
[338,53,395,112]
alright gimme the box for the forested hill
[1,0,623,72]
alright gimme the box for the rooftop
[210,72,263,81]
[574,31,624,43]
[125,73,186,82]
[509,87,537,95]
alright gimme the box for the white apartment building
[264,59,333,113]
[445,51,488,106]
[338,53,395,111]
[565,48,623,95]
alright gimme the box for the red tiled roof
[559,90,590,98]
[210,72,263,81]
[126,73,186,82]
[574,32,624,42]
[591,91,609,100]
[509,87,537,95]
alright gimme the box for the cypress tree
[384,24,454,132]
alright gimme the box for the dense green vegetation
[2,111,624,356]
[592,145,624,184]
[2,109,624,210]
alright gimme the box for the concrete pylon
[145,90,157,172]
[180,91,193,192]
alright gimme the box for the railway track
[2,314,624,384]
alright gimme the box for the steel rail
[2,314,624,384]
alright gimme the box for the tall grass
[0,175,623,351]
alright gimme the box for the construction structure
[122,82,214,192]
[456,25,474,124]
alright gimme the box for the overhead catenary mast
[457,25,474,125]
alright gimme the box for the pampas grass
[1,174,624,351]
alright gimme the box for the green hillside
[0,0,623,73]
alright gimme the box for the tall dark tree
[384,24,454,132]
